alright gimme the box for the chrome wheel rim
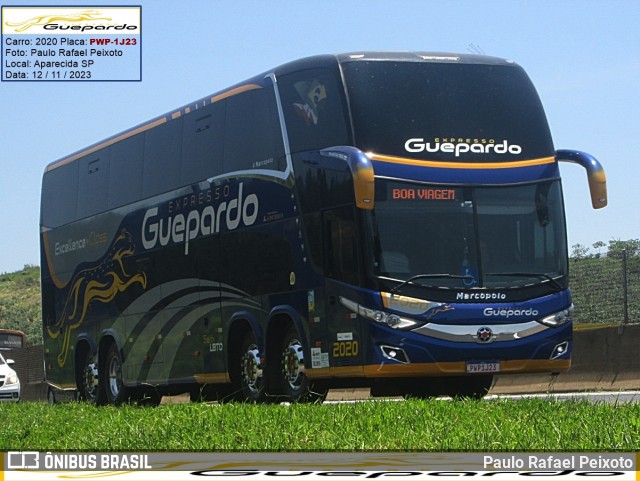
[241,344,263,396]
[282,339,305,391]
[83,358,99,401]
[107,354,122,399]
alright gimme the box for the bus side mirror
[321,147,375,210]
[556,150,607,209]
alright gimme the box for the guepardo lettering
[483,307,539,318]
[43,24,138,32]
[405,138,522,157]
[142,183,258,255]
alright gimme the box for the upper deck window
[342,60,554,162]
[223,86,286,172]
[278,68,350,154]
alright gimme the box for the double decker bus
[41,52,606,404]
[0,329,27,351]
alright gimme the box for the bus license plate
[466,361,500,374]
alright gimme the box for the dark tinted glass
[371,179,567,289]
[181,101,225,183]
[342,61,554,162]
[43,85,284,227]
[109,133,144,209]
[279,68,350,154]
[77,148,109,218]
[223,87,285,172]
[41,161,78,227]
[143,119,183,197]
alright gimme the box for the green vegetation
[569,240,640,325]
[1,398,639,451]
[0,265,41,345]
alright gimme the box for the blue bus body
[40,52,606,403]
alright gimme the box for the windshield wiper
[486,272,564,291]
[390,273,474,294]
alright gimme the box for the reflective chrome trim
[550,341,569,360]
[412,320,548,343]
[380,345,410,364]
[267,72,293,179]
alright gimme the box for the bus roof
[335,51,514,65]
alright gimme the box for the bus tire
[234,330,266,403]
[78,349,103,404]
[280,326,326,403]
[104,343,128,405]
[47,386,57,405]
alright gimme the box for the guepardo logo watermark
[1,6,141,81]
[2,7,140,35]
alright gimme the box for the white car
[0,351,20,402]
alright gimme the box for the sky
[0,0,638,274]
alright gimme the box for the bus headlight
[340,297,418,329]
[539,305,574,327]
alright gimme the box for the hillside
[0,266,42,346]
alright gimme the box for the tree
[592,241,606,258]
[607,239,640,259]
[571,243,590,259]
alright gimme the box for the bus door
[322,205,364,372]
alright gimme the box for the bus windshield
[342,59,554,162]
[369,179,568,290]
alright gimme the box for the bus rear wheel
[235,331,266,403]
[104,343,128,405]
[78,349,102,404]
[280,326,326,403]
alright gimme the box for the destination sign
[390,187,457,200]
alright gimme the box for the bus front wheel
[280,326,326,403]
